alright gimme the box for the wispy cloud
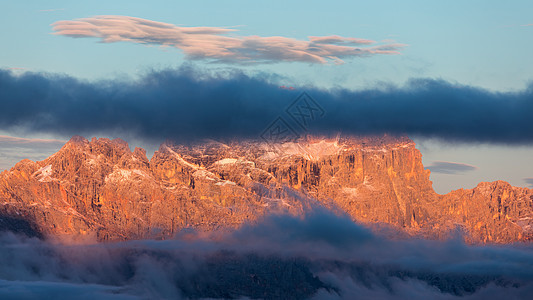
[427,161,477,175]
[51,15,405,64]
[0,135,65,171]
[0,135,64,144]
[520,23,533,26]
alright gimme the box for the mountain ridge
[1,135,532,243]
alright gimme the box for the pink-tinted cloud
[521,23,533,26]
[51,15,406,64]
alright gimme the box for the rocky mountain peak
[68,135,89,145]
[111,137,130,151]
[133,147,148,161]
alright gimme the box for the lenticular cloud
[51,15,405,64]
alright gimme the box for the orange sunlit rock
[0,135,531,243]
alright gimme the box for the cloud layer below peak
[51,15,405,64]
[2,211,533,299]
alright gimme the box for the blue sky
[0,0,532,193]
[2,0,533,90]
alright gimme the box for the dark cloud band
[0,67,532,143]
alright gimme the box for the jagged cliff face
[440,181,533,243]
[1,135,532,243]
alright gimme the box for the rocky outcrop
[1,135,532,243]
[440,181,533,243]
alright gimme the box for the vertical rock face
[254,137,437,230]
[0,135,532,243]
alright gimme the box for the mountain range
[1,135,532,243]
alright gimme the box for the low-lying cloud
[427,161,478,175]
[1,66,533,144]
[51,15,405,64]
[1,211,533,299]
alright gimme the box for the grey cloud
[427,161,478,175]
[2,211,533,299]
[1,67,533,144]
[524,178,533,188]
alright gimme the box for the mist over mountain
[2,210,533,299]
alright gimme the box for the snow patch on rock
[260,140,342,161]
[192,169,218,181]
[215,180,236,186]
[34,165,54,182]
[105,168,150,183]
[214,158,238,165]
[213,158,255,168]
[164,145,202,170]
